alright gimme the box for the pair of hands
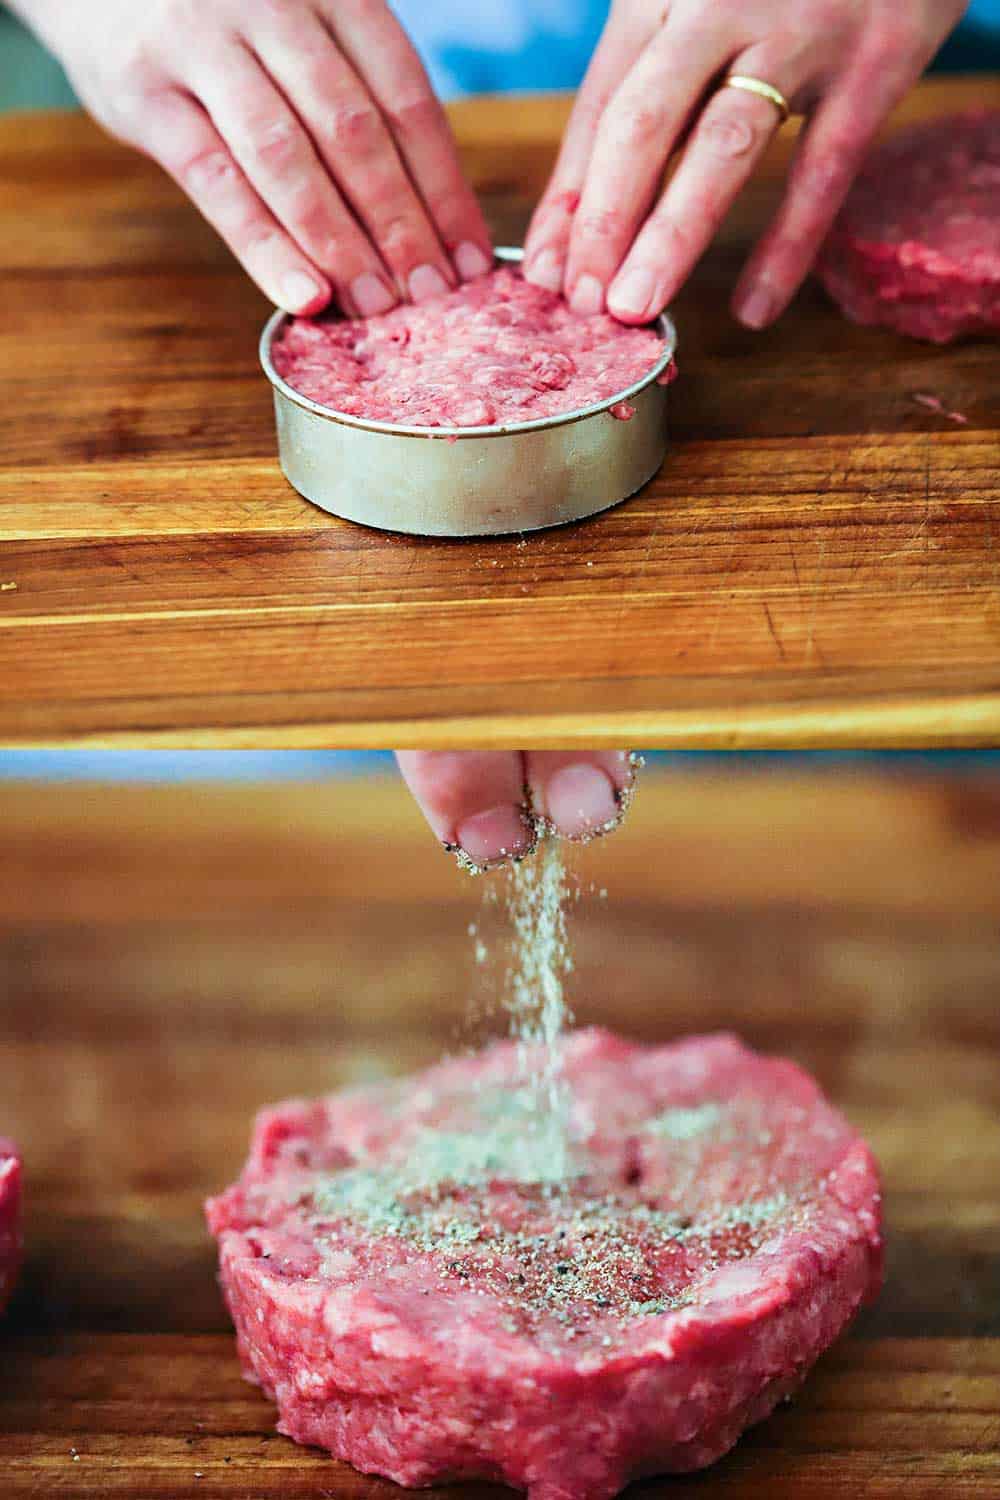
[18,0,966,324]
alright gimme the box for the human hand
[396,752,638,869]
[15,0,492,315]
[523,0,966,329]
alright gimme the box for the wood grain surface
[1,767,999,1496]
[1,79,999,747]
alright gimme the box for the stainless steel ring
[259,247,678,538]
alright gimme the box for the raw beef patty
[207,1030,883,1500]
[817,110,1000,342]
[270,268,667,427]
[0,1140,22,1314]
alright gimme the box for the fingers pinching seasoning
[396,752,639,871]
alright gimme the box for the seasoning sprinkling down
[503,835,575,1182]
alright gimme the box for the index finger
[563,18,733,314]
[526,752,637,840]
[523,13,656,293]
[321,1,493,282]
[395,752,535,869]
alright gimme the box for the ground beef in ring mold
[818,110,1000,343]
[271,268,669,427]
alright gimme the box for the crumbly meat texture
[206,1029,883,1500]
[0,1140,22,1315]
[270,268,666,427]
[817,110,1000,343]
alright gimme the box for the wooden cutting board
[1,78,999,747]
[1,769,999,1496]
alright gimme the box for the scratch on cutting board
[606,513,664,673]
[804,533,828,668]
[985,501,999,594]
[785,537,803,601]
[761,601,786,662]
[0,581,16,592]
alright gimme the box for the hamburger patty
[817,110,1000,343]
[207,1030,882,1499]
[0,1140,22,1315]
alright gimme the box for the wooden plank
[1,1337,998,1497]
[0,81,998,744]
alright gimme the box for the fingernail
[454,241,493,281]
[735,279,778,329]
[608,267,656,321]
[281,270,325,314]
[350,271,396,317]
[408,263,451,303]
[570,273,604,316]
[526,247,564,292]
[455,804,534,867]
[545,764,619,840]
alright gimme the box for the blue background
[1,1,999,110]
[0,752,996,782]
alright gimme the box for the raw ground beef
[0,1139,22,1315]
[270,268,667,427]
[207,1029,882,1500]
[817,110,1000,342]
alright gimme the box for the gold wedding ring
[723,74,791,126]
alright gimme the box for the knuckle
[373,211,424,266]
[182,146,240,196]
[242,227,286,264]
[384,91,442,139]
[796,145,853,205]
[647,211,696,261]
[326,99,384,155]
[576,205,628,242]
[613,102,666,147]
[118,42,161,96]
[699,108,762,160]
[286,188,336,246]
[245,115,306,172]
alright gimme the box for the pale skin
[396,752,637,866]
[522,0,969,327]
[12,0,494,316]
[13,1,966,323]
